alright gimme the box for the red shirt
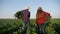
[36,11,50,24]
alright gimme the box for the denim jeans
[21,21,32,34]
[36,23,46,34]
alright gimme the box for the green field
[0,19,60,34]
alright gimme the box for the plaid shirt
[36,11,51,24]
[20,10,30,22]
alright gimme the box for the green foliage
[0,19,60,34]
[14,11,22,19]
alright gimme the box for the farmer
[36,7,51,34]
[19,6,32,34]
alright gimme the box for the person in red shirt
[36,7,51,34]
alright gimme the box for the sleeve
[46,13,51,21]
[48,13,51,19]
[28,12,30,18]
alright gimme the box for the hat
[25,6,29,9]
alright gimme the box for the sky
[0,0,60,19]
